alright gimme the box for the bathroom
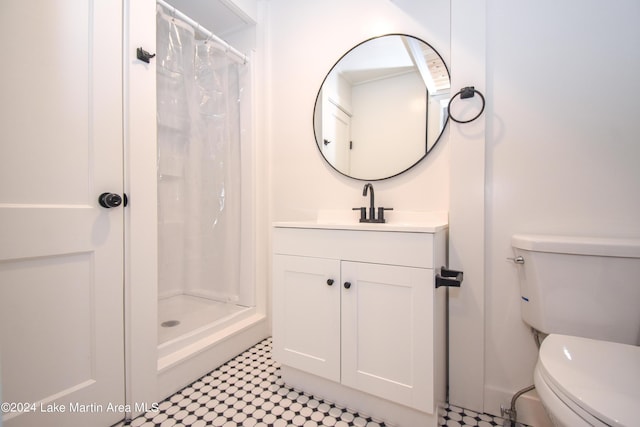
[1,0,639,426]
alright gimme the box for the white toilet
[512,234,640,427]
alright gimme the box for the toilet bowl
[533,334,640,427]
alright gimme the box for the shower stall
[155,4,255,360]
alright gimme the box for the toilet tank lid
[512,234,640,258]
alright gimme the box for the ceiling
[421,43,450,92]
[335,35,450,93]
[160,0,253,37]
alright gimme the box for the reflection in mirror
[313,34,450,181]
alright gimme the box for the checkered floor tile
[124,338,514,427]
[440,404,515,426]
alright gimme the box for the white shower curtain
[156,7,244,304]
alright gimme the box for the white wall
[267,0,451,223]
[484,0,640,423]
[447,0,487,414]
[351,72,427,178]
[266,0,640,425]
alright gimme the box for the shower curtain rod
[156,0,249,64]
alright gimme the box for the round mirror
[313,34,450,181]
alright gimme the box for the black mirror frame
[312,33,451,181]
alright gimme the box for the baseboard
[484,385,552,427]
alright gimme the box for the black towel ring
[447,86,485,124]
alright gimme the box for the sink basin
[274,210,448,233]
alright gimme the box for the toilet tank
[512,234,640,345]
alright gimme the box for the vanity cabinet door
[341,261,435,413]
[272,254,341,382]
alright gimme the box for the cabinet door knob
[327,279,334,286]
[343,281,351,289]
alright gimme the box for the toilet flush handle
[507,256,525,264]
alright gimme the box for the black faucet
[363,183,375,221]
[352,183,393,223]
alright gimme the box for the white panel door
[341,261,435,413]
[0,1,125,426]
[272,255,341,382]
[322,102,351,174]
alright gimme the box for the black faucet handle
[377,207,393,223]
[352,207,367,222]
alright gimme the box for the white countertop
[274,210,448,233]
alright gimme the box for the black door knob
[343,282,351,289]
[327,279,334,286]
[99,192,123,208]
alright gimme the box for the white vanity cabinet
[273,254,341,382]
[272,223,448,426]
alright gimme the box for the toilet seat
[534,364,603,426]
[537,334,640,427]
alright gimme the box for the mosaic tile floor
[124,338,513,427]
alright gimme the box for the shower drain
[161,320,180,328]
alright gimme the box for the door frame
[122,0,159,419]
